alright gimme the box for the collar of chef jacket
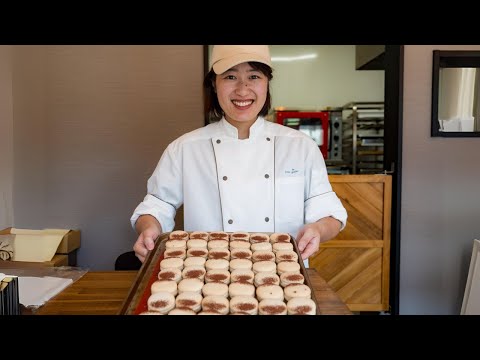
[219,116,265,139]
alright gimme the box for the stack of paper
[17,276,73,307]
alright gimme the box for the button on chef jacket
[131,117,347,238]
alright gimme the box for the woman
[131,45,347,263]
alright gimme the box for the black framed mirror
[431,50,480,137]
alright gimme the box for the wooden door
[310,174,392,312]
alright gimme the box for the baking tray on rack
[119,232,321,315]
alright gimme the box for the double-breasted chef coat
[131,117,347,240]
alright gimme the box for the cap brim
[212,53,271,74]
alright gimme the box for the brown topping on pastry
[292,305,312,315]
[183,269,205,279]
[206,273,228,282]
[158,271,175,281]
[276,234,290,242]
[261,305,286,314]
[151,300,168,308]
[177,299,197,307]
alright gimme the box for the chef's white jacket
[131,117,347,239]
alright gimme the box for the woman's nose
[237,80,250,90]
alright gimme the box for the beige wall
[9,45,204,269]
[401,45,480,314]
[0,46,14,229]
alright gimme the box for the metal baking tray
[119,232,320,315]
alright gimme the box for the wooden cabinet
[310,174,391,312]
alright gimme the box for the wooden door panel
[310,175,391,312]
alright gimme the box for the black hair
[203,62,273,122]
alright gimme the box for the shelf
[342,101,384,174]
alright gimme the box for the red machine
[275,110,329,158]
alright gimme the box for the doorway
[203,45,404,314]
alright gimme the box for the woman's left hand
[296,217,342,259]
[296,223,321,260]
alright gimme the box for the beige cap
[211,45,272,74]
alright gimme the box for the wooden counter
[36,269,351,315]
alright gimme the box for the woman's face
[215,62,268,126]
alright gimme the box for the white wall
[0,46,14,229]
[401,45,480,314]
[269,45,384,109]
[9,45,204,270]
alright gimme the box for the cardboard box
[55,230,81,254]
[0,228,80,267]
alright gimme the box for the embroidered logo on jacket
[285,168,300,175]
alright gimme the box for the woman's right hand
[133,215,162,263]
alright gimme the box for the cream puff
[230,231,250,242]
[150,280,178,296]
[252,260,277,274]
[177,278,204,294]
[186,248,208,258]
[183,256,207,268]
[138,310,164,315]
[202,282,229,297]
[256,284,284,302]
[169,230,189,240]
[181,266,206,281]
[147,291,175,314]
[272,242,294,253]
[269,233,291,244]
[249,233,270,244]
[258,299,287,315]
[175,291,203,312]
[275,250,298,263]
[163,248,187,260]
[277,261,300,275]
[208,231,229,240]
[229,259,253,272]
[287,297,316,315]
[252,250,275,263]
[157,268,182,283]
[160,257,184,271]
[251,242,272,252]
[230,269,255,284]
[229,240,251,250]
[228,282,256,298]
[205,259,229,271]
[201,295,230,315]
[165,239,187,249]
[284,284,311,301]
[254,272,280,287]
[229,296,258,315]
[168,307,197,315]
[187,239,208,249]
[230,248,253,260]
[280,272,305,287]
[208,249,231,260]
[207,239,229,250]
[189,231,209,240]
[197,310,222,315]
[205,269,231,284]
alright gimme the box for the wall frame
[431,50,480,137]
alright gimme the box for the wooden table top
[36,269,352,315]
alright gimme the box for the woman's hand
[133,215,162,263]
[296,217,342,259]
[296,223,321,260]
